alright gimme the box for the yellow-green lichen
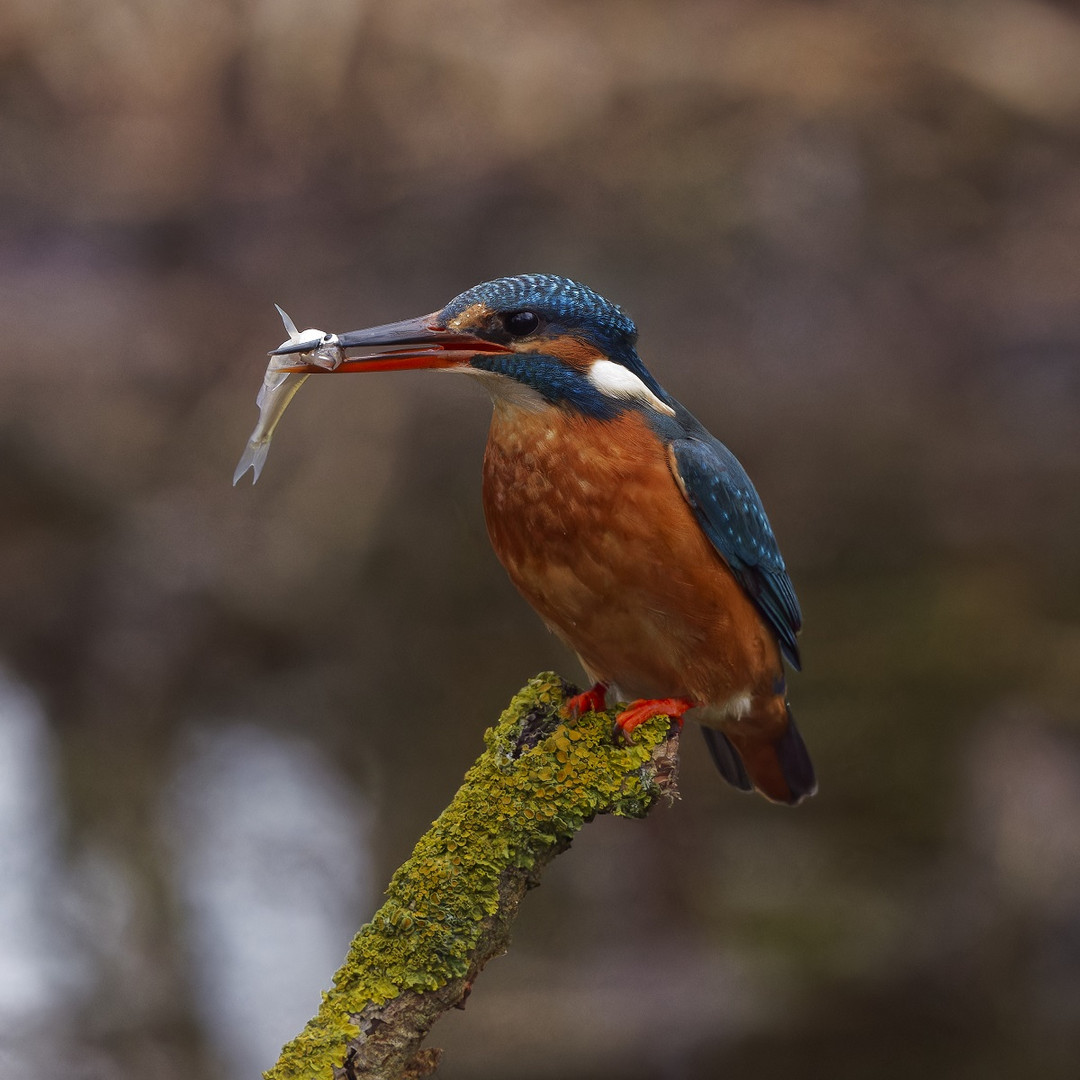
[265,672,672,1080]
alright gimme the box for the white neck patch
[587,359,676,416]
[456,365,549,413]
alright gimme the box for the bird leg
[563,682,610,717]
[615,697,695,737]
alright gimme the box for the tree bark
[264,672,681,1080]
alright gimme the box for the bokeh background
[2,1,1080,1077]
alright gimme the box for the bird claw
[563,683,609,717]
[614,698,694,740]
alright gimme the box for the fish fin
[275,304,299,339]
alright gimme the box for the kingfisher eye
[503,310,540,337]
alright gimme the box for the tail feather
[776,707,817,803]
[706,703,817,806]
[701,728,753,792]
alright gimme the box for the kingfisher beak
[270,313,511,373]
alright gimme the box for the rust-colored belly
[481,404,780,704]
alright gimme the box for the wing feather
[670,437,802,669]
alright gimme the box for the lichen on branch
[265,672,681,1080]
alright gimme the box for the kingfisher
[270,274,816,805]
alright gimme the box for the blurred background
[2,0,1079,1077]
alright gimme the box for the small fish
[233,305,344,485]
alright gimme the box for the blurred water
[0,670,88,1075]
[163,724,374,1078]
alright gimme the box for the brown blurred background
[2,1,1079,1077]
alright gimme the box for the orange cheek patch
[520,335,604,373]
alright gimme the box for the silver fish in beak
[232,305,343,485]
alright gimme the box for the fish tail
[232,440,271,485]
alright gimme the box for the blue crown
[441,274,637,348]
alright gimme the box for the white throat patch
[587,359,676,416]
[456,365,548,413]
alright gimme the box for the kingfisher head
[277,274,675,420]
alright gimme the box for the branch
[265,672,681,1080]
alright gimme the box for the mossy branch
[265,672,681,1080]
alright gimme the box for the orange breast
[481,404,782,704]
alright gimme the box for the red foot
[564,682,609,717]
[616,697,695,737]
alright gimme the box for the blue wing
[671,436,802,669]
